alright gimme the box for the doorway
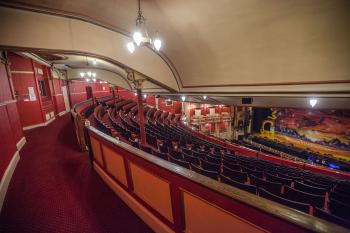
[61,86,70,112]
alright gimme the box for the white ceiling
[1,0,349,94]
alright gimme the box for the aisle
[0,115,153,233]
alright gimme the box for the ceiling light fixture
[143,94,147,98]
[309,98,318,108]
[80,71,97,79]
[181,96,186,102]
[92,78,97,82]
[203,95,207,100]
[85,78,90,82]
[126,0,163,53]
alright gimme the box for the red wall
[69,80,110,106]
[0,59,24,179]
[158,97,182,113]
[9,53,46,127]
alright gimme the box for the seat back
[250,175,282,195]
[200,159,221,172]
[222,166,247,183]
[220,175,256,194]
[294,181,327,195]
[259,188,310,214]
[265,173,292,186]
[284,186,325,208]
[169,155,190,169]
[329,198,350,220]
[191,164,218,180]
[183,153,200,166]
[314,207,350,229]
[206,155,222,164]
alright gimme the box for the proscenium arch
[0,6,180,92]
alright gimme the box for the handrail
[86,124,349,233]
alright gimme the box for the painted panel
[11,72,44,127]
[101,145,128,187]
[0,106,17,179]
[183,191,267,233]
[0,63,12,102]
[90,137,104,167]
[6,102,23,143]
[130,163,173,223]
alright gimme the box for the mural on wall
[274,109,350,152]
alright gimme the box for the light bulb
[203,95,207,100]
[92,78,96,82]
[153,38,162,51]
[127,42,135,53]
[309,98,318,108]
[92,72,96,78]
[85,78,90,82]
[80,72,85,78]
[181,96,186,101]
[134,92,137,96]
[143,94,147,98]
[99,81,103,84]
[133,31,143,46]
[87,71,92,77]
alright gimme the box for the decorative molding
[181,79,350,88]
[16,137,26,151]
[0,99,17,107]
[22,117,56,131]
[0,150,20,212]
[10,70,34,74]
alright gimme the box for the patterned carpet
[0,114,153,233]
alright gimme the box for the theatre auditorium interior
[0,1,350,233]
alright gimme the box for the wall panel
[130,163,173,223]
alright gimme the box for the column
[136,88,146,145]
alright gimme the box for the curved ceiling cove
[0,6,179,92]
[1,1,350,94]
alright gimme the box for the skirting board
[0,151,20,212]
[23,117,56,131]
[58,111,68,117]
[16,137,26,151]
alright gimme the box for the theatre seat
[169,155,191,169]
[259,188,310,214]
[265,173,292,186]
[221,165,248,183]
[330,191,350,203]
[220,174,256,194]
[183,153,200,166]
[314,208,350,229]
[329,198,350,220]
[222,160,241,171]
[205,155,222,164]
[191,164,218,180]
[294,181,327,196]
[283,186,325,208]
[250,175,282,195]
[200,159,221,171]
[151,150,169,161]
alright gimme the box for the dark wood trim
[0,2,181,92]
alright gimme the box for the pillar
[137,88,146,145]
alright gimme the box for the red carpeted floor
[0,115,153,233]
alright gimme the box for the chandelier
[126,0,162,53]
